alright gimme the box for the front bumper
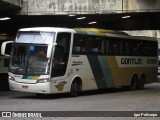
[9,80,51,94]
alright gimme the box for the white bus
[0,35,13,90]
[1,27,158,96]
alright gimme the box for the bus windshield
[9,43,50,75]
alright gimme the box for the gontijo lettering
[121,58,142,64]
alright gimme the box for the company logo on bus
[72,61,83,66]
[121,58,142,65]
[116,56,157,67]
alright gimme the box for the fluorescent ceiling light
[0,34,7,36]
[122,16,130,19]
[0,17,11,20]
[77,17,86,20]
[88,21,97,24]
[69,15,76,17]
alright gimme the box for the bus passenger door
[51,33,71,78]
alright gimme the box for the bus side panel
[69,55,98,91]
[87,55,127,89]
[87,55,108,89]
[87,55,115,89]
[50,55,99,94]
[86,55,157,89]
[107,56,130,87]
[107,56,157,87]
[66,55,157,92]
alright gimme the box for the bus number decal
[147,59,157,64]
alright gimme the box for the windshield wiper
[10,66,19,74]
[11,66,19,70]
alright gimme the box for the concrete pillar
[123,0,160,12]
[20,0,160,15]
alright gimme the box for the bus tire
[36,93,45,98]
[69,80,81,97]
[130,75,138,90]
[138,75,145,89]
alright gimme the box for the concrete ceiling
[0,0,20,13]
[0,12,160,35]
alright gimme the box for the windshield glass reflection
[10,44,50,75]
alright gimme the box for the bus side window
[123,40,132,56]
[105,40,109,55]
[73,35,81,54]
[108,39,118,55]
[73,34,88,54]
[89,37,102,54]
[51,32,71,77]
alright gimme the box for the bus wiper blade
[11,66,19,70]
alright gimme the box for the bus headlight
[8,76,15,81]
[37,78,50,83]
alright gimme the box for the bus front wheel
[69,80,80,97]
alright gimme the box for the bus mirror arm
[1,41,13,57]
[53,43,57,46]
[47,43,57,58]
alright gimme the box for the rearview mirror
[1,41,13,57]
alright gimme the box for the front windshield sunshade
[10,43,50,75]
[16,32,55,44]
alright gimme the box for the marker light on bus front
[36,78,50,83]
[9,76,15,81]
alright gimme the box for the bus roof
[18,27,76,33]
[74,28,157,42]
[74,28,128,35]
[18,27,157,42]
[18,27,127,36]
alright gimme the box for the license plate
[22,86,28,89]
